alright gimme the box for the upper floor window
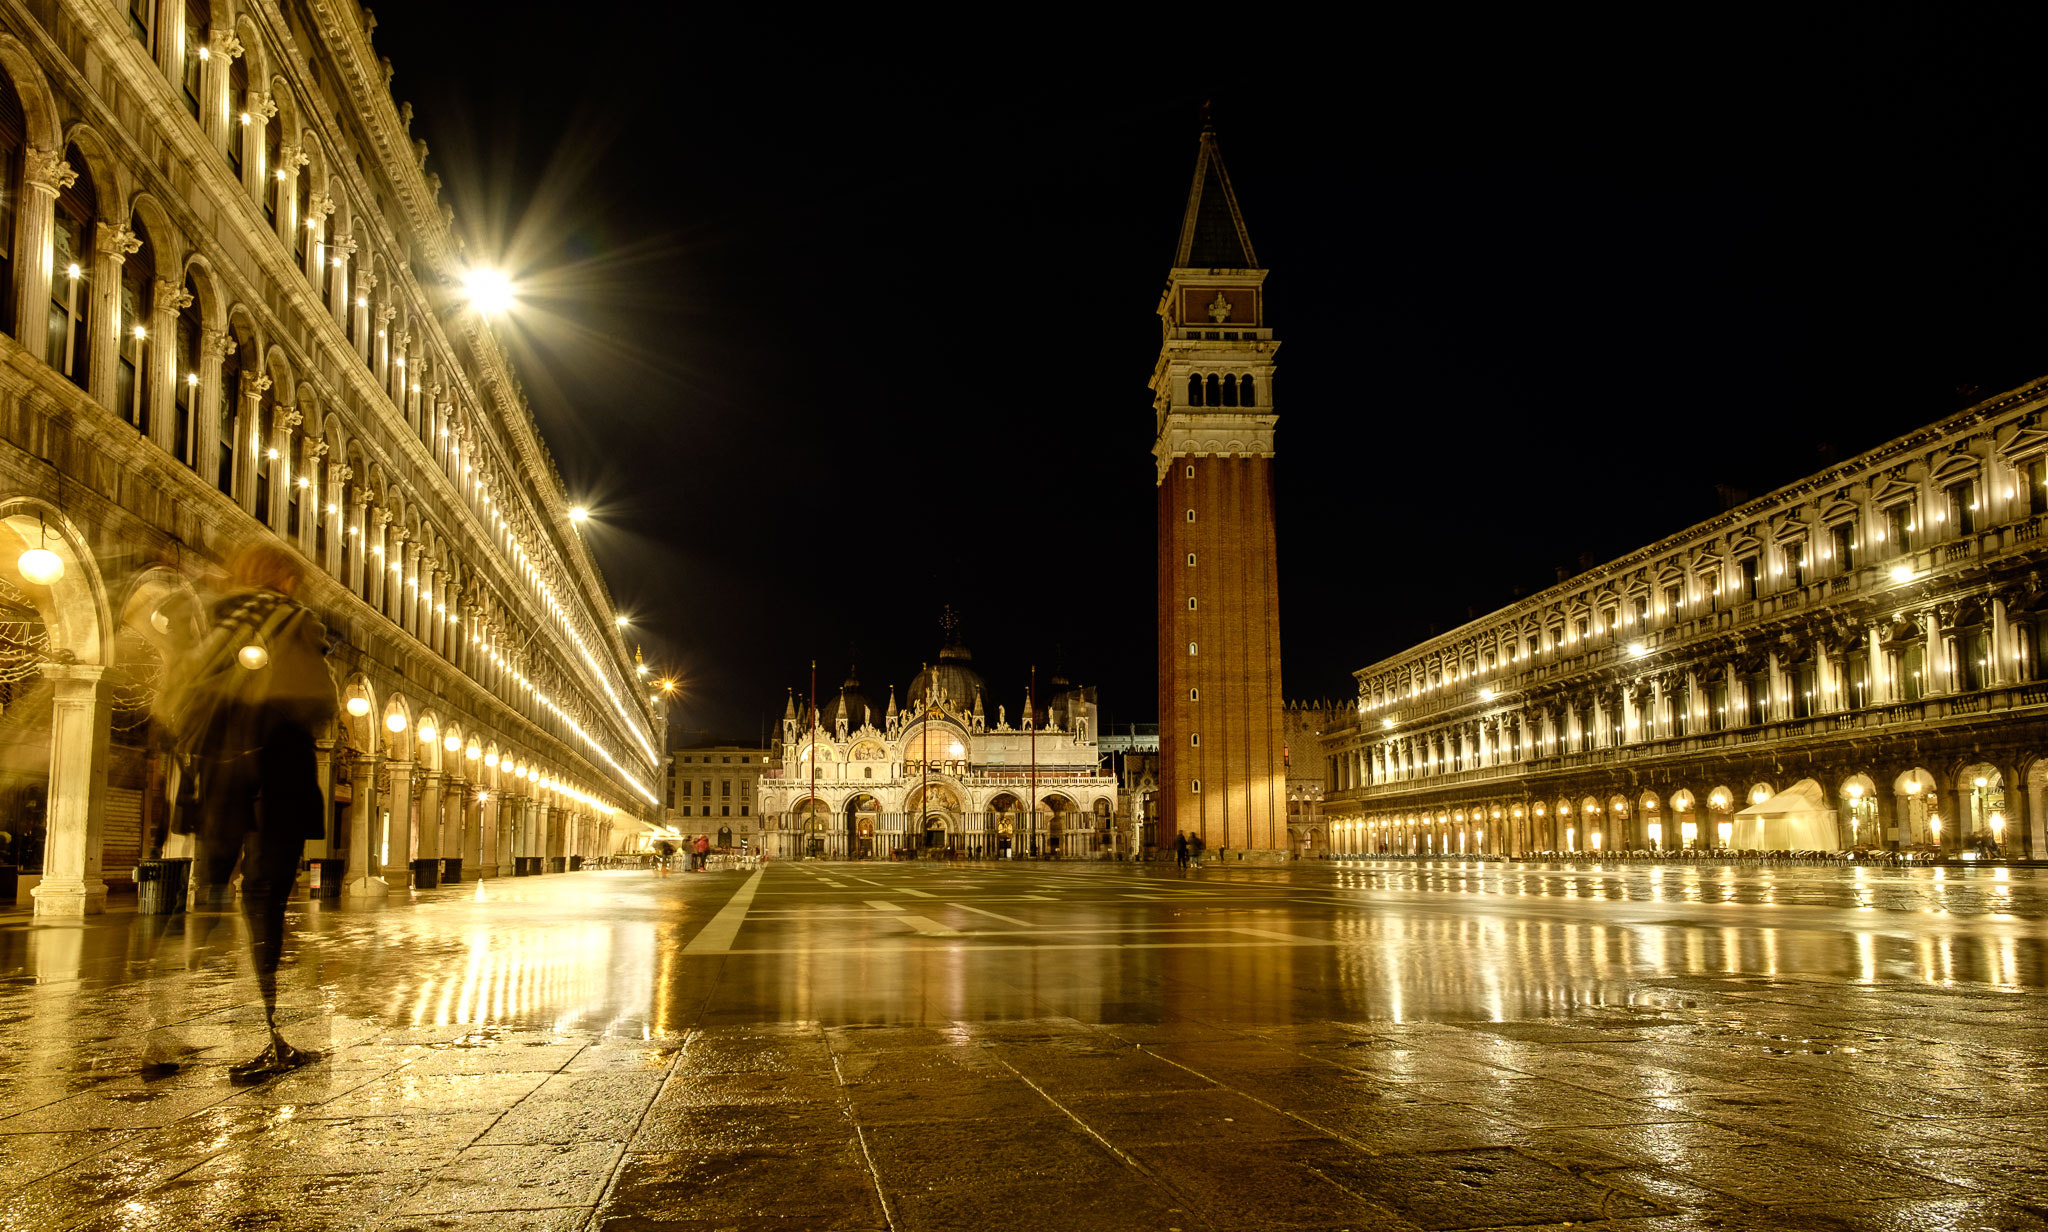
[1945,479,1977,536]
[2028,457,2048,517]
[128,0,156,51]
[1883,501,1912,554]
[1739,557,1760,601]
[0,76,26,337]
[181,1,209,118]
[1785,541,1806,589]
[1829,521,1855,572]
[227,54,248,175]
[1661,584,1680,621]
[48,150,95,389]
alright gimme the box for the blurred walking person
[163,543,336,1083]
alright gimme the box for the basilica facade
[756,630,1119,860]
[1321,381,2048,860]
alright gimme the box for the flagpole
[1029,664,1036,861]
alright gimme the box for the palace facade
[1322,383,2048,860]
[756,628,1119,859]
[0,0,658,914]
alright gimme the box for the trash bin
[306,858,344,899]
[568,855,583,871]
[549,856,567,874]
[137,858,191,915]
[411,858,440,890]
[441,858,462,884]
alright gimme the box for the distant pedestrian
[694,833,710,871]
[1174,832,1189,871]
[1190,833,1206,869]
[163,544,336,1084]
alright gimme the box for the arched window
[1221,372,1238,407]
[172,276,200,466]
[0,74,24,336]
[48,149,94,387]
[1240,374,1256,407]
[179,0,209,118]
[118,218,154,434]
[226,52,247,176]
[1205,373,1220,405]
[1187,373,1202,406]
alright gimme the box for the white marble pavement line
[680,868,768,955]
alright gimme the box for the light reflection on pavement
[1,860,2044,1231]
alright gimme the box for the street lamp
[460,267,516,315]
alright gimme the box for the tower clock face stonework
[1151,127,1288,861]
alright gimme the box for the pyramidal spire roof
[1173,115,1258,270]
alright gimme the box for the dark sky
[377,8,2048,746]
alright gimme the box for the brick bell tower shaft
[1150,119,1287,861]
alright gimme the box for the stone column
[235,372,270,516]
[13,150,72,364]
[463,787,484,873]
[537,804,555,870]
[243,91,277,201]
[326,233,355,329]
[343,753,387,897]
[298,184,329,281]
[495,795,516,876]
[201,28,242,152]
[417,769,442,878]
[88,222,141,414]
[269,404,299,530]
[368,509,391,614]
[375,306,395,381]
[2013,776,2041,859]
[147,278,192,455]
[300,437,325,556]
[308,738,335,861]
[386,759,414,888]
[30,665,110,917]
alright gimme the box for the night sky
[376,9,2048,746]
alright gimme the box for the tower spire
[1173,119,1258,270]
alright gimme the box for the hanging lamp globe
[16,547,63,586]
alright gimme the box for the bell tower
[1151,119,1286,861]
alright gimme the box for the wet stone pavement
[2,859,2046,1231]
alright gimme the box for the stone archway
[0,503,113,916]
[844,793,880,859]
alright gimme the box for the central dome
[908,609,987,711]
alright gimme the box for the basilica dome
[819,669,876,731]
[908,621,988,713]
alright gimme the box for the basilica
[755,622,1120,859]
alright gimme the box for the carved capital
[378,306,398,324]
[391,526,412,545]
[278,143,310,173]
[278,406,303,430]
[333,463,353,483]
[375,507,393,527]
[249,92,279,122]
[152,279,194,312]
[328,233,358,260]
[209,27,244,61]
[240,372,272,401]
[357,270,378,293]
[355,487,376,506]
[22,148,76,195]
[95,224,142,260]
[306,190,335,218]
[311,440,330,459]
[201,328,235,360]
